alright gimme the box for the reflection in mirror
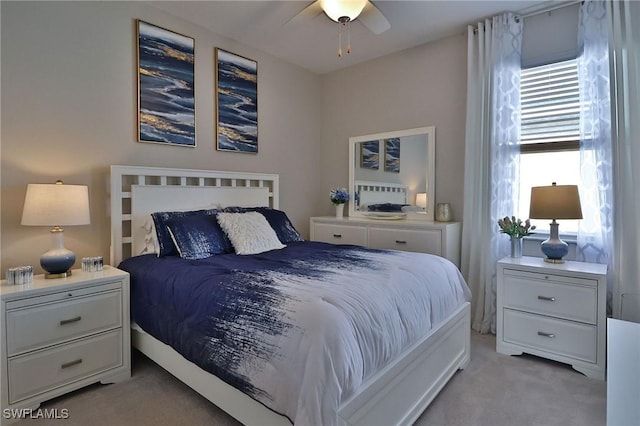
[348,126,435,220]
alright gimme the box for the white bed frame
[110,165,470,426]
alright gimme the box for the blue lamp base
[540,221,569,263]
[40,228,75,278]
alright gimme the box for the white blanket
[225,250,471,425]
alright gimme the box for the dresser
[496,256,607,380]
[0,266,131,415]
[310,216,461,267]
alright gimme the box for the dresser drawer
[503,309,597,363]
[368,227,442,254]
[503,273,597,324]
[6,289,122,356]
[312,223,367,246]
[8,329,123,403]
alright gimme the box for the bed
[110,165,471,426]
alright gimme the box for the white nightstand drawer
[503,309,597,363]
[368,228,442,254]
[503,274,597,324]
[8,329,123,403]
[6,289,122,356]
[312,223,367,246]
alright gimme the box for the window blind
[520,58,580,144]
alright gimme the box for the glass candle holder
[82,256,103,272]
[436,203,452,222]
[5,266,33,285]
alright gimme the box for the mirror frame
[348,126,436,220]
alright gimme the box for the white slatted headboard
[355,180,408,208]
[110,165,279,266]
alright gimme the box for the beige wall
[319,34,467,219]
[1,1,469,275]
[0,1,322,272]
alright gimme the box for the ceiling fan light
[320,0,367,23]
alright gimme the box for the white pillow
[141,216,159,255]
[217,212,285,255]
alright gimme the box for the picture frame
[137,20,195,147]
[215,48,258,153]
[384,138,400,173]
[360,140,380,169]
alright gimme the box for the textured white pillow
[141,216,159,255]
[217,212,285,255]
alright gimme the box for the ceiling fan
[289,0,391,56]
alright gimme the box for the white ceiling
[149,0,557,74]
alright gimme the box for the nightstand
[0,266,131,414]
[496,256,607,380]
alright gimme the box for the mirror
[348,126,435,220]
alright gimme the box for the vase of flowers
[498,216,536,258]
[329,187,350,218]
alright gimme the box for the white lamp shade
[320,0,367,22]
[415,193,427,209]
[529,183,583,220]
[21,183,90,226]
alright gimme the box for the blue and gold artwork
[137,20,195,147]
[384,138,400,173]
[360,140,379,169]
[216,48,258,153]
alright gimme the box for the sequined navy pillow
[165,214,233,260]
[222,207,303,244]
[151,208,219,257]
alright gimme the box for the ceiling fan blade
[358,1,390,34]
[287,0,324,26]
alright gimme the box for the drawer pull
[60,359,83,369]
[59,316,82,326]
[537,296,556,302]
[332,234,342,238]
[537,331,556,339]
[395,240,407,244]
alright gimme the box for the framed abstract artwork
[384,138,400,173]
[215,48,258,153]
[360,140,379,169]
[137,20,195,147]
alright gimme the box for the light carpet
[15,331,605,426]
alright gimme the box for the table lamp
[529,182,582,263]
[416,192,427,213]
[21,180,90,278]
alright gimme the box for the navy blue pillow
[222,206,303,244]
[151,208,219,257]
[165,214,233,260]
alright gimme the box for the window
[518,58,581,234]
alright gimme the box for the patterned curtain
[462,13,523,334]
[576,1,614,312]
[607,0,640,321]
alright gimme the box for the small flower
[329,187,350,205]
[498,216,536,238]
